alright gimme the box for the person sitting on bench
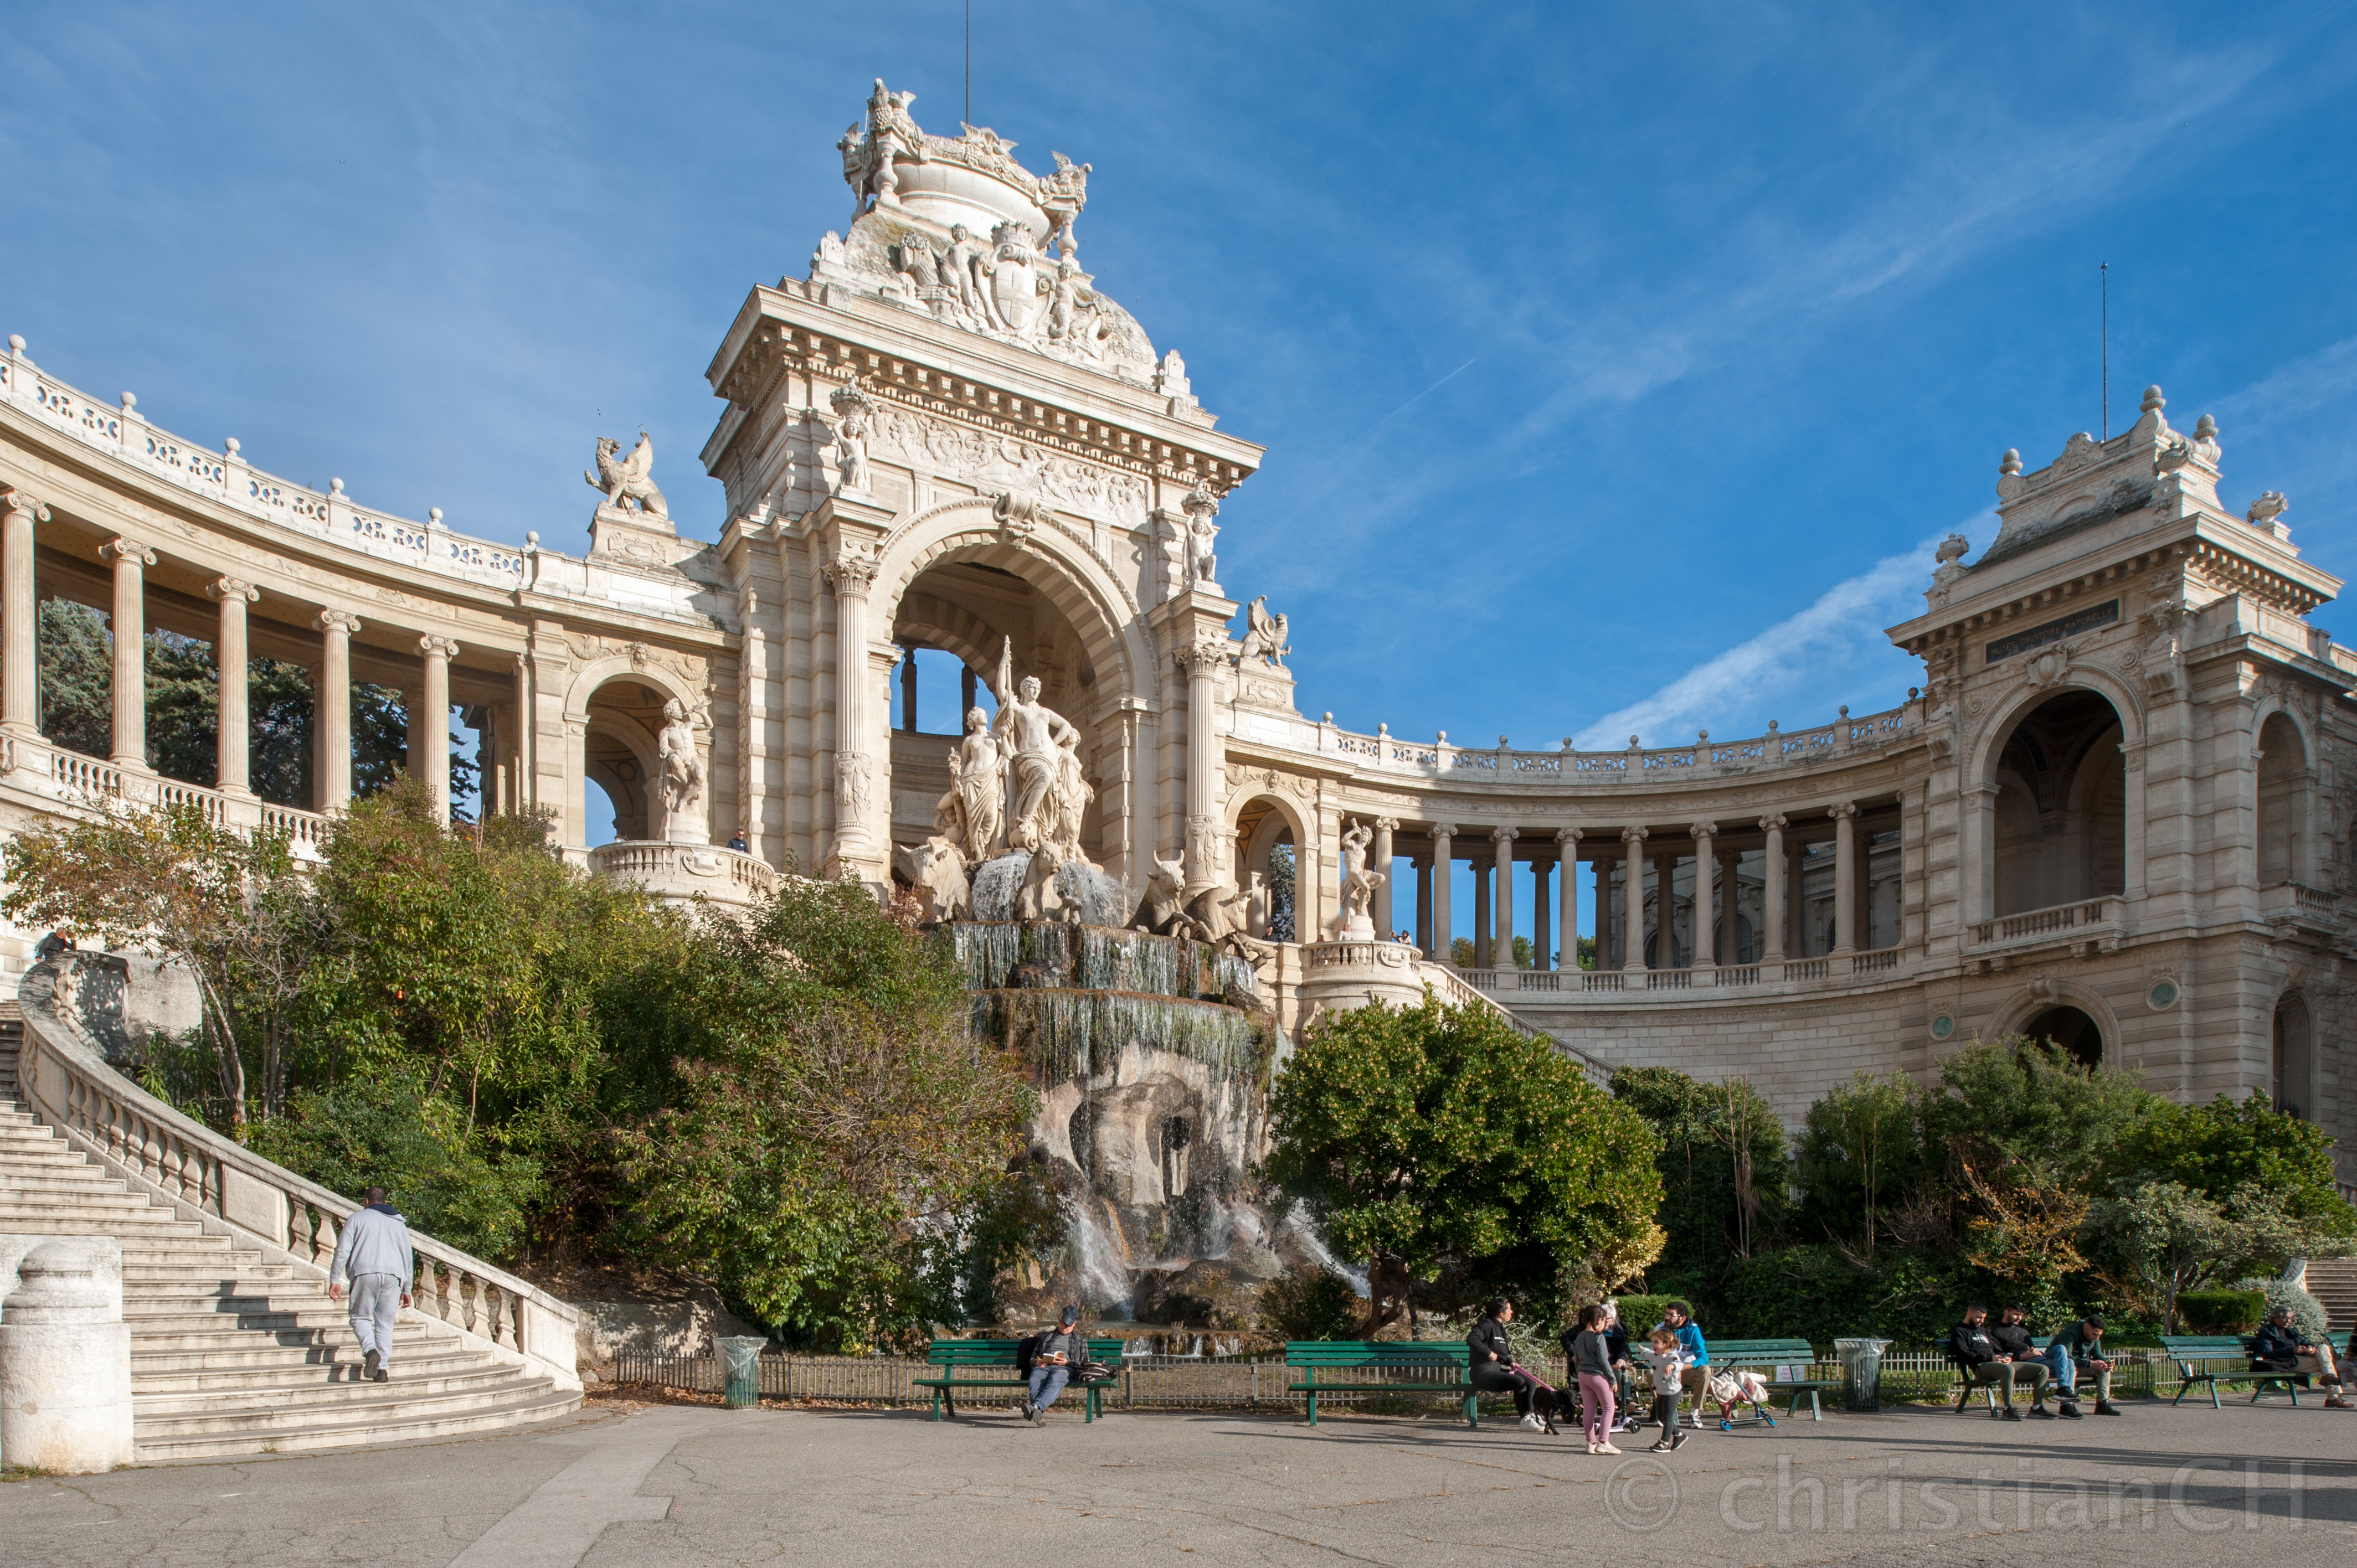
[2045,1316,2121,1417]
[2252,1304,2353,1410]
[1021,1306,1084,1425]
[1949,1304,2036,1420]
[1467,1297,1545,1432]
[1990,1303,2056,1418]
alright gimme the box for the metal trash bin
[717,1335,768,1410]
[1834,1337,1891,1412]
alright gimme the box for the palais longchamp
[0,79,2345,1188]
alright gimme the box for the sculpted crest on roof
[817,79,1165,388]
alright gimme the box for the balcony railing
[1968,897,2124,949]
[1454,947,1907,998]
[5,735,329,854]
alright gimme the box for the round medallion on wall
[2147,980,2179,1012]
[1929,1012,1955,1041]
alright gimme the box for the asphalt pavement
[3,1391,2352,1566]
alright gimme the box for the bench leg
[929,1388,943,1422]
[1306,1389,1318,1427]
[1464,1392,1478,1430]
[1809,1390,1821,1422]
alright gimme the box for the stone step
[0,1173,142,1198]
[122,1261,291,1284]
[122,1302,470,1335]
[135,1370,559,1436]
[132,1384,581,1461]
[133,1344,494,1392]
[123,1320,459,1354]
[136,1359,530,1416]
[130,1336,461,1375]
[0,1208,204,1234]
[0,1146,100,1167]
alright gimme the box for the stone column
[1430,824,1455,962]
[1621,826,1649,972]
[1531,855,1552,971]
[1176,636,1229,891]
[1556,828,1581,972]
[1654,852,1679,968]
[898,642,916,731]
[1,487,47,742]
[418,636,457,823]
[1492,826,1517,969]
[1718,848,1741,964]
[100,537,156,769]
[1831,801,1859,955]
[1788,832,1809,957]
[1414,855,1433,955]
[1372,817,1397,940]
[1471,852,1491,968]
[1690,822,1717,979]
[1594,855,1612,966]
[0,1237,133,1474]
[207,578,258,796]
[1759,815,1788,963]
[822,550,881,876]
[961,663,978,718]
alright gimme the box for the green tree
[37,597,112,756]
[1268,996,1662,1333]
[1793,1071,1925,1260]
[0,801,316,1125]
[2082,1178,2338,1331]
[610,873,1033,1349]
[1265,839,1297,941]
[1610,1065,1788,1280]
[2105,1092,2357,1230]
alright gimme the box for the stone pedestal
[588,503,694,569]
[0,1236,132,1474]
[1296,939,1426,1022]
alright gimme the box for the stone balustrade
[588,840,779,906]
[1965,896,2127,953]
[4,733,331,853]
[1233,702,1916,789]
[14,960,580,1392]
[1460,945,1908,998]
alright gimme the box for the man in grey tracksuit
[328,1187,414,1382]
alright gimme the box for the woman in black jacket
[1468,1297,1544,1431]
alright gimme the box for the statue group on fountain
[898,636,1099,923]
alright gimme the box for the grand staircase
[0,1008,579,1460]
[2309,1257,2357,1335]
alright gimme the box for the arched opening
[2020,1004,2103,1068]
[581,678,667,843]
[2257,713,2309,888]
[2273,993,2312,1120]
[1992,689,2125,916]
[1231,795,1302,940]
[888,557,1110,863]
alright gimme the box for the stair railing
[12,957,580,1391]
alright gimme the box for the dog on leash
[1529,1380,1570,1435]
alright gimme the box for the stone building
[1,79,2348,1188]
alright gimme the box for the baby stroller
[1708,1368,1777,1430]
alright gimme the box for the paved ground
[4,1392,2353,1566]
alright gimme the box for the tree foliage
[610,875,1034,1350]
[1269,996,1661,1333]
[1609,1065,1788,1280]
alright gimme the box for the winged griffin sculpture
[1242,596,1290,666]
[585,432,668,519]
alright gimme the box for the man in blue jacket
[1656,1302,1710,1436]
[328,1187,414,1383]
[2045,1316,2121,1417]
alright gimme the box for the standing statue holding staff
[992,636,1080,851]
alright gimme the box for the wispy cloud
[1571,517,1989,749]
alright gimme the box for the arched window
[2257,713,2309,888]
[1992,690,2126,916]
[2273,994,2312,1120]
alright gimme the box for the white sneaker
[1585,1442,1601,1454]
[1520,1414,1545,1431]
[1596,1442,1621,1455]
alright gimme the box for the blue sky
[6,2,2355,786]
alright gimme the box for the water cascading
[948,914,1291,1325]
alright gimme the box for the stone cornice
[703,284,1263,493]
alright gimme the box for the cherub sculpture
[585,432,668,519]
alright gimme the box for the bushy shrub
[2174,1288,2267,1333]
[1611,1294,1679,1335]
[1255,1263,1363,1340]
[251,1074,540,1260]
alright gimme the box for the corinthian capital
[1,486,50,523]
[1175,636,1232,675]
[822,551,879,596]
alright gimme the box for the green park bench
[1286,1341,1476,1428]
[914,1337,1125,1422]
[1707,1338,1836,1424]
[2160,1335,2307,1407]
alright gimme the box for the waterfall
[1282,1210,1371,1298]
[1068,1195,1134,1312]
[972,988,1269,1085]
